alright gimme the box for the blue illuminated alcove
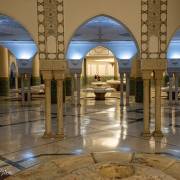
[167,29,180,60]
[66,15,138,61]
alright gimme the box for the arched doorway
[66,15,139,106]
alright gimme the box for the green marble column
[0,77,9,96]
[135,77,143,103]
[51,80,66,104]
[32,77,41,86]
[130,78,136,96]
[65,78,72,96]
[0,47,9,96]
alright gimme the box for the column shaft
[169,76,173,104]
[44,79,52,137]
[71,74,75,105]
[120,73,124,106]
[21,75,25,104]
[0,47,9,96]
[175,74,179,104]
[77,73,81,106]
[143,79,151,136]
[126,74,130,106]
[32,55,40,85]
[154,73,163,137]
[56,79,64,137]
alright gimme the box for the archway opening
[66,15,139,105]
[0,14,39,103]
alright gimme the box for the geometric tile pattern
[37,0,65,60]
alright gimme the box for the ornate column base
[153,130,164,137]
[43,132,54,139]
[141,132,151,137]
[55,133,64,139]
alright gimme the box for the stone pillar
[27,74,31,104]
[142,71,151,137]
[153,71,163,137]
[120,73,124,106]
[0,47,9,96]
[71,73,75,105]
[135,77,143,103]
[21,74,25,104]
[54,72,65,138]
[32,55,41,85]
[83,58,87,86]
[126,73,130,106]
[76,73,81,106]
[175,73,179,104]
[169,74,173,105]
[114,60,118,80]
[15,74,18,90]
[42,71,53,138]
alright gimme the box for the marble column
[175,73,179,104]
[56,79,64,138]
[71,73,75,105]
[153,71,163,137]
[83,58,87,86]
[126,73,130,106]
[0,47,9,96]
[114,60,118,80]
[42,71,53,138]
[77,73,81,106]
[142,71,151,137]
[169,74,173,105]
[21,74,25,104]
[32,55,41,86]
[120,73,124,106]
[15,74,18,90]
[27,74,31,105]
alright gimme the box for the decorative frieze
[141,0,167,59]
[37,0,65,60]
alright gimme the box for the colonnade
[0,46,41,101]
[142,70,164,137]
[42,70,65,138]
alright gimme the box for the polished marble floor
[0,91,180,175]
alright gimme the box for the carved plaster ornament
[141,0,167,59]
[37,0,65,60]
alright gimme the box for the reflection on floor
[0,92,180,176]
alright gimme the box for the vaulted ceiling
[0,14,33,41]
[72,16,133,42]
[0,14,37,59]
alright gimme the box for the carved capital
[40,60,66,71]
[141,59,167,71]
[142,71,152,80]
[41,70,53,80]
[154,70,164,80]
[53,70,65,80]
